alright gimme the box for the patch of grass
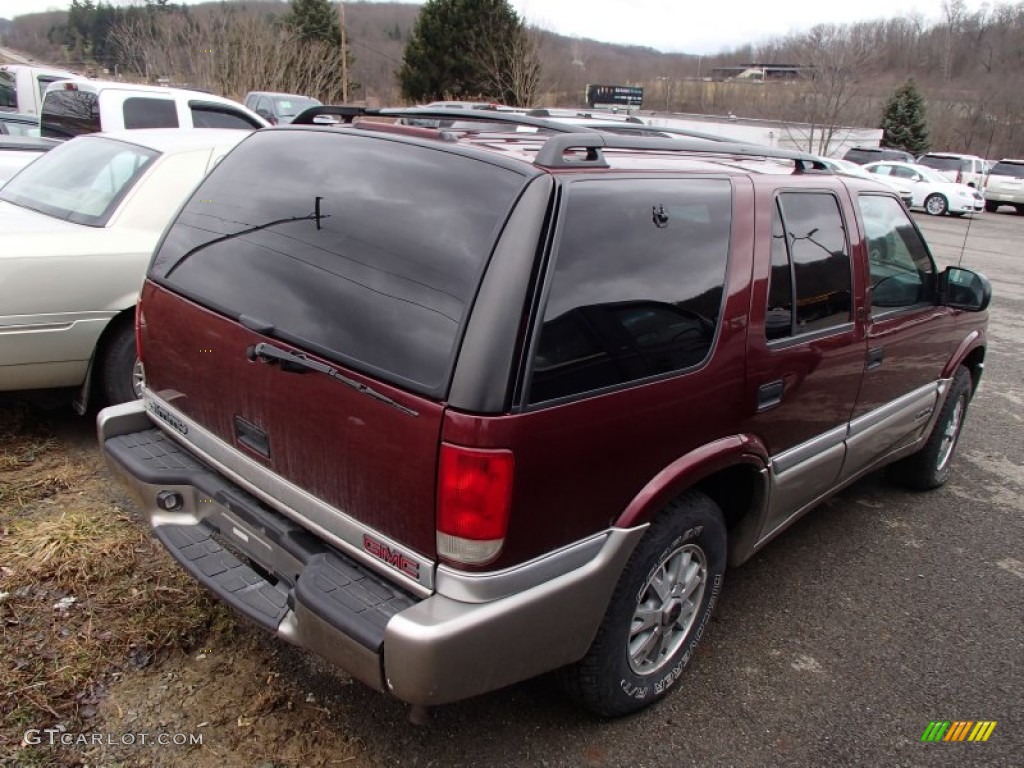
[1,508,234,731]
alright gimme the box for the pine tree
[399,0,531,104]
[880,78,929,155]
[285,0,341,46]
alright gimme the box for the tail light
[956,169,963,183]
[437,444,514,565]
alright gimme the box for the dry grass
[0,402,234,753]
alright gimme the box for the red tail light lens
[437,444,514,565]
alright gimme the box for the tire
[559,491,726,717]
[1015,205,1024,216]
[984,201,998,213]
[894,367,972,491]
[924,193,948,216]
[100,323,144,405]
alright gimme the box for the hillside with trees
[2,0,1024,157]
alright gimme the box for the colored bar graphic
[921,720,997,742]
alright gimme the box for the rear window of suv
[989,161,1024,177]
[40,89,100,138]
[919,155,965,172]
[150,129,529,396]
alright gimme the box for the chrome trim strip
[770,424,847,475]
[436,532,610,603]
[139,390,435,596]
[847,382,939,438]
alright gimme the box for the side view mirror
[941,266,992,311]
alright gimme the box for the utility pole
[339,1,349,102]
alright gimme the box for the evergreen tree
[399,0,527,103]
[285,0,341,46]
[880,78,929,154]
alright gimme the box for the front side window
[766,192,852,339]
[528,178,731,404]
[0,136,158,226]
[123,97,178,129]
[858,195,935,312]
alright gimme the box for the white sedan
[0,129,250,409]
[862,160,985,216]
[817,156,915,208]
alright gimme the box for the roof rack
[572,122,734,143]
[290,105,602,133]
[533,133,830,172]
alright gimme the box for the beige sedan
[0,128,250,409]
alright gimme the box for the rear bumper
[98,400,644,705]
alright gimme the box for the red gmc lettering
[363,535,420,580]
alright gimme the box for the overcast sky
[3,0,989,54]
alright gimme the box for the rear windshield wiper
[248,342,419,417]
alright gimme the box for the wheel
[984,201,998,213]
[100,322,144,405]
[924,193,948,216]
[559,491,726,717]
[894,367,972,490]
[1015,205,1024,216]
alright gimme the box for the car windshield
[912,165,952,184]
[0,135,158,226]
[989,161,1024,177]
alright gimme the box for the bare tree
[470,25,542,106]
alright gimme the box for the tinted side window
[766,203,794,340]
[123,97,178,129]
[858,195,935,311]
[36,76,64,102]
[528,178,731,404]
[190,104,259,129]
[40,90,100,138]
[776,192,851,333]
[151,130,527,396]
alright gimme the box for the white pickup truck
[0,64,78,115]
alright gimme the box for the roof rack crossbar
[534,133,830,172]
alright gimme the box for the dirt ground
[0,400,374,768]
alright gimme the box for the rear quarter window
[189,103,260,129]
[150,130,529,396]
[123,97,179,129]
[527,177,732,404]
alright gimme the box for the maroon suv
[99,114,990,717]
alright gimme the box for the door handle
[757,379,785,411]
[866,347,885,370]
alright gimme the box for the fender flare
[614,434,770,529]
[942,328,985,382]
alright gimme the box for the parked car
[0,136,56,185]
[982,158,1024,213]
[40,79,267,139]
[917,152,988,188]
[0,63,77,115]
[0,129,250,410]
[818,155,914,208]
[100,120,989,718]
[862,160,985,215]
[243,91,322,125]
[0,111,41,137]
[842,146,917,165]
